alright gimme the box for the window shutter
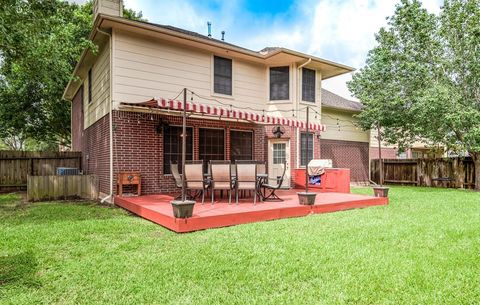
[302,68,315,103]
[270,66,289,100]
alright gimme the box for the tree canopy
[0,0,143,150]
[348,0,480,188]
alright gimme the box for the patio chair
[255,161,266,175]
[261,161,287,202]
[235,161,258,205]
[170,162,183,199]
[184,160,209,204]
[210,160,235,204]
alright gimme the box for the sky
[122,0,443,100]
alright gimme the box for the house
[320,89,370,182]
[63,0,362,201]
[370,131,445,160]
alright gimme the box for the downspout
[96,27,114,204]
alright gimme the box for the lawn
[1,187,479,304]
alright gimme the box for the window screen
[230,130,253,162]
[300,133,314,166]
[302,68,315,102]
[214,56,232,95]
[199,128,225,171]
[270,66,289,100]
[163,126,193,174]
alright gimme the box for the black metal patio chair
[261,161,287,201]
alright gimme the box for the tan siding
[84,43,110,128]
[113,30,267,111]
[321,109,369,142]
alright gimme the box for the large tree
[348,0,480,189]
[0,0,143,150]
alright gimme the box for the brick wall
[370,147,399,160]
[112,110,266,194]
[83,113,111,195]
[320,139,369,182]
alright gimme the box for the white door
[268,139,290,188]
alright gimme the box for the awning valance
[121,98,326,132]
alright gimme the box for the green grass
[0,187,479,304]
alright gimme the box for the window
[163,126,193,174]
[230,130,253,162]
[199,128,225,171]
[213,56,232,95]
[300,133,314,166]
[88,68,92,103]
[302,68,316,102]
[273,143,286,164]
[270,66,289,100]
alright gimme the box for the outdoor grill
[307,159,332,185]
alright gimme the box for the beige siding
[83,43,110,128]
[321,108,369,142]
[113,30,267,112]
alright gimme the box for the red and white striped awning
[121,98,326,132]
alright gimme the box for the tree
[0,0,143,150]
[348,0,480,189]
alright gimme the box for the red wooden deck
[114,189,388,233]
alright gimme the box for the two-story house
[63,0,359,201]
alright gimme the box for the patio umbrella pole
[170,88,195,219]
[305,106,309,193]
[377,125,383,187]
[181,87,187,201]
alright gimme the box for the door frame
[267,138,291,188]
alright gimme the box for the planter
[297,192,317,205]
[170,200,196,218]
[373,186,389,198]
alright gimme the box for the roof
[321,89,363,112]
[63,14,356,100]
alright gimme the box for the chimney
[93,0,123,21]
[207,21,212,38]
[221,31,225,41]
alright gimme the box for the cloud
[122,0,443,100]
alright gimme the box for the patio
[114,189,388,233]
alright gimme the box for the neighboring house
[369,130,445,159]
[320,89,370,182]
[63,0,358,200]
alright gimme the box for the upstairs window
[213,56,232,95]
[300,132,314,166]
[270,66,289,100]
[302,68,316,102]
[88,68,92,103]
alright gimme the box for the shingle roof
[321,89,363,112]
[137,21,261,54]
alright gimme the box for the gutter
[96,27,114,204]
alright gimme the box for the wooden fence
[371,158,475,189]
[27,175,98,202]
[0,151,82,191]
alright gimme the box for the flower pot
[170,200,195,218]
[297,192,317,205]
[373,186,389,198]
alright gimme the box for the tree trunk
[471,152,480,191]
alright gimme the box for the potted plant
[297,106,317,205]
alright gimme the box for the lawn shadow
[0,251,41,289]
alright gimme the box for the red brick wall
[83,114,111,195]
[320,139,370,182]
[71,87,84,152]
[370,147,399,160]
[112,110,266,194]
